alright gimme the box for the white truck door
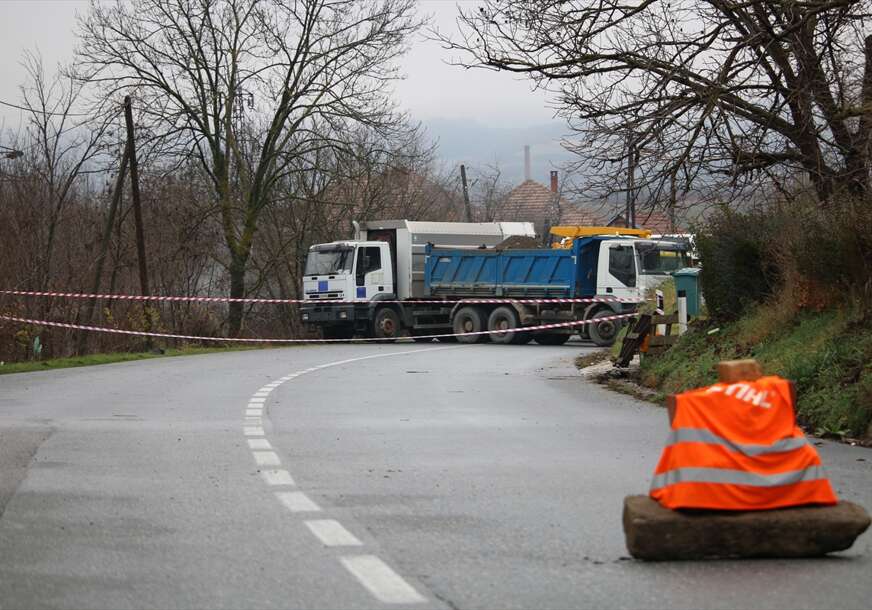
[354,243,394,300]
[597,242,641,300]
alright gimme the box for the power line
[0,98,92,117]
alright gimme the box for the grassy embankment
[0,344,267,375]
[608,279,872,439]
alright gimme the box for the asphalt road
[0,342,870,610]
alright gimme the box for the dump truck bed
[425,243,598,299]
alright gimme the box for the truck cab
[302,241,394,303]
[596,238,692,300]
[301,240,396,338]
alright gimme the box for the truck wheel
[533,333,570,346]
[589,310,620,347]
[487,306,520,345]
[512,333,533,345]
[373,307,401,342]
[452,306,486,344]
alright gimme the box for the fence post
[655,289,665,336]
[677,289,688,335]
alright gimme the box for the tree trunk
[227,250,248,337]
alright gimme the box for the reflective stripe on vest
[665,428,809,456]
[650,465,826,491]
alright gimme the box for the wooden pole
[460,164,472,222]
[123,96,150,298]
[625,131,636,228]
[124,96,153,348]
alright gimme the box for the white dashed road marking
[243,346,456,605]
[305,519,363,547]
[260,469,295,486]
[340,555,426,604]
[252,451,281,466]
[276,491,321,512]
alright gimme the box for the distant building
[495,170,601,240]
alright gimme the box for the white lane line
[242,347,455,605]
[305,519,362,547]
[276,490,321,512]
[340,555,426,604]
[252,451,281,466]
[248,438,272,450]
[261,469,295,486]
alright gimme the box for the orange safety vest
[650,376,838,510]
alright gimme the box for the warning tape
[0,289,641,306]
[0,312,637,344]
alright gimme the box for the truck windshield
[305,248,353,276]
[636,241,692,274]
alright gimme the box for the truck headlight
[302,313,309,321]
[339,311,348,319]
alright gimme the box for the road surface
[1,343,870,609]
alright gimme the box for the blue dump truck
[301,220,690,345]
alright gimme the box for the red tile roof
[494,180,603,234]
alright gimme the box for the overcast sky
[0,0,569,180]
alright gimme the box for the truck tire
[512,332,533,345]
[589,310,620,347]
[487,306,520,345]
[373,307,401,342]
[533,333,570,346]
[452,306,486,344]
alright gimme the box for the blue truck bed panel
[425,240,603,298]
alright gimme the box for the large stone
[623,495,871,560]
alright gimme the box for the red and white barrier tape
[0,289,641,306]
[0,312,636,344]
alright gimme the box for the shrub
[695,207,781,321]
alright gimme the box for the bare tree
[19,51,111,297]
[440,1,872,206]
[76,0,421,335]
[464,163,510,222]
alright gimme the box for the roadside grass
[0,344,269,375]
[638,305,872,439]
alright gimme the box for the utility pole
[123,95,153,348]
[124,96,150,298]
[460,164,473,222]
[625,131,637,229]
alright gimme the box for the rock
[717,359,763,383]
[623,495,871,560]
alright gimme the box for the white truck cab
[595,238,692,301]
[303,240,394,304]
